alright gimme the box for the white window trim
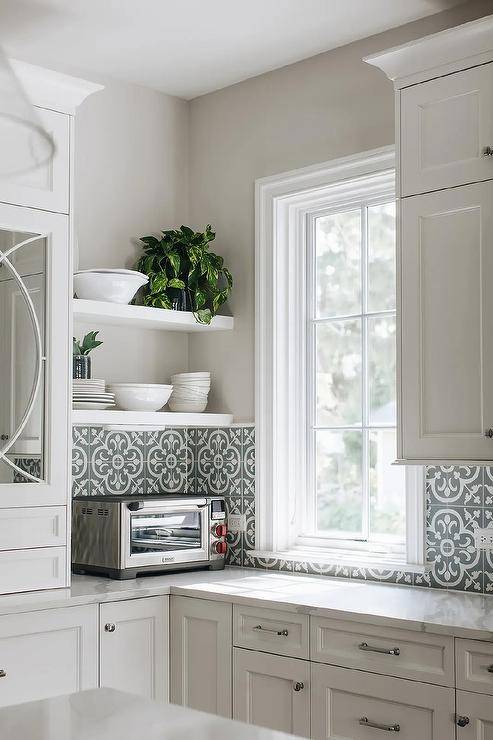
[254,145,426,572]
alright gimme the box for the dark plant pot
[171,288,192,312]
[73,354,91,380]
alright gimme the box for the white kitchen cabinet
[311,662,454,740]
[170,596,232,718]
[456,689,493,739]
[400,181,493,461]
[0,107,70,214]
[401,63,493,197]
[0,604,98,708]
[366,16,493,464]
[456,638,493,696]
[100,596,169,703]
[233,603,309,659]
[233,647,310,737]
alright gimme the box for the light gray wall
[74,79,190,383]
[188,0,492,422]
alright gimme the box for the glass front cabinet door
[0,202,70,508]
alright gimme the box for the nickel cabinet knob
[485,429,493,438]
[104,623,116,633]
[293,681,304,692]
[0,434,8,441]
[483,146,493,156]
[456,716,470,728]
[0,669,6,678]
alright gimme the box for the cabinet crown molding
[10,59,104,115]
[364,14,493,88]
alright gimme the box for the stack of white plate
[168,372,211,413]
[73,379,116,410]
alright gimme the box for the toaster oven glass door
[124,501,209,567]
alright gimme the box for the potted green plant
[136,224,233,325]
[73,331,103,379]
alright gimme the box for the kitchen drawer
[311,662,455,740]
[310,617,454,686]
[0,604,98,707]
[233,604,309,659]
[0,507,66,550]
[0,547,67,593]
[456,638,493,696]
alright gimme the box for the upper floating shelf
[72,410,233,427]
[73,299,234,333]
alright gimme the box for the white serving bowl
[168,398,208,413]
[107,383,173,411]
[74,270,149,304]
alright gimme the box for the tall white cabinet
[0,63,102,593]
[366,16,493,463]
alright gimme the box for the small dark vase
[171,288,192,312]
[73,354,91,380]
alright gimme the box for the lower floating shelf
[72,410,233,428]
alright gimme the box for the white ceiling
[0,0,466,99]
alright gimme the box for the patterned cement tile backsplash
[72,427,493,594]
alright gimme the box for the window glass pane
[368,315,396,425]
[316,430,363,536]
[316,319,361,426]
[316,209,361,318]
[368,202,395,312]
[369,429,405,541]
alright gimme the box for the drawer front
[311,663,455,740]
[401,63,493,197]
[0,604,98,707]
[0,507,66,550]
[456,638,493,696]
[233,604,309,659]
[0,547,67,593]
[0,107,70,213]
[311,617,454,686]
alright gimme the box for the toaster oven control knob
[215,524,227,538]
[215,541,227,555]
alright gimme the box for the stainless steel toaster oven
[72,494,227,579]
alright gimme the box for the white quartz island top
[0,687,299,739]
[0,567,492,640]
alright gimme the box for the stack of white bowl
[168,372,211,413]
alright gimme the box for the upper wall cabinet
[401,63,493,197]
[0,107,70,214]
[366,16,493,462]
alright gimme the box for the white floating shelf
[73,299,234,333]
[72,410,233,427]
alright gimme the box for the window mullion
[361,205,370,542]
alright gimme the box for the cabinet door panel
[456,639,493,696]
[233,648,310,738]
[456,689,493,739]
[0,108,69,213]
[401,64,493,196]
[400,181,493,460]
[0,604,97,707]
[100,596,168,703]
[311,663,454,740]
[170,596,232,717]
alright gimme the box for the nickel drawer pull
[253,624,289,637]
[358,641,400,656]
[0,670,6,678]
[359,717,400,733]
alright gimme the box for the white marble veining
[0,567,492,640]
[0,687,299,740]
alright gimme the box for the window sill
[247,549,429,575]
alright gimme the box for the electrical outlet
[228,514,246,533]
[474,528,493,550]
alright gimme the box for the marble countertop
[0,687,299,740]
[0,567,492,640]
